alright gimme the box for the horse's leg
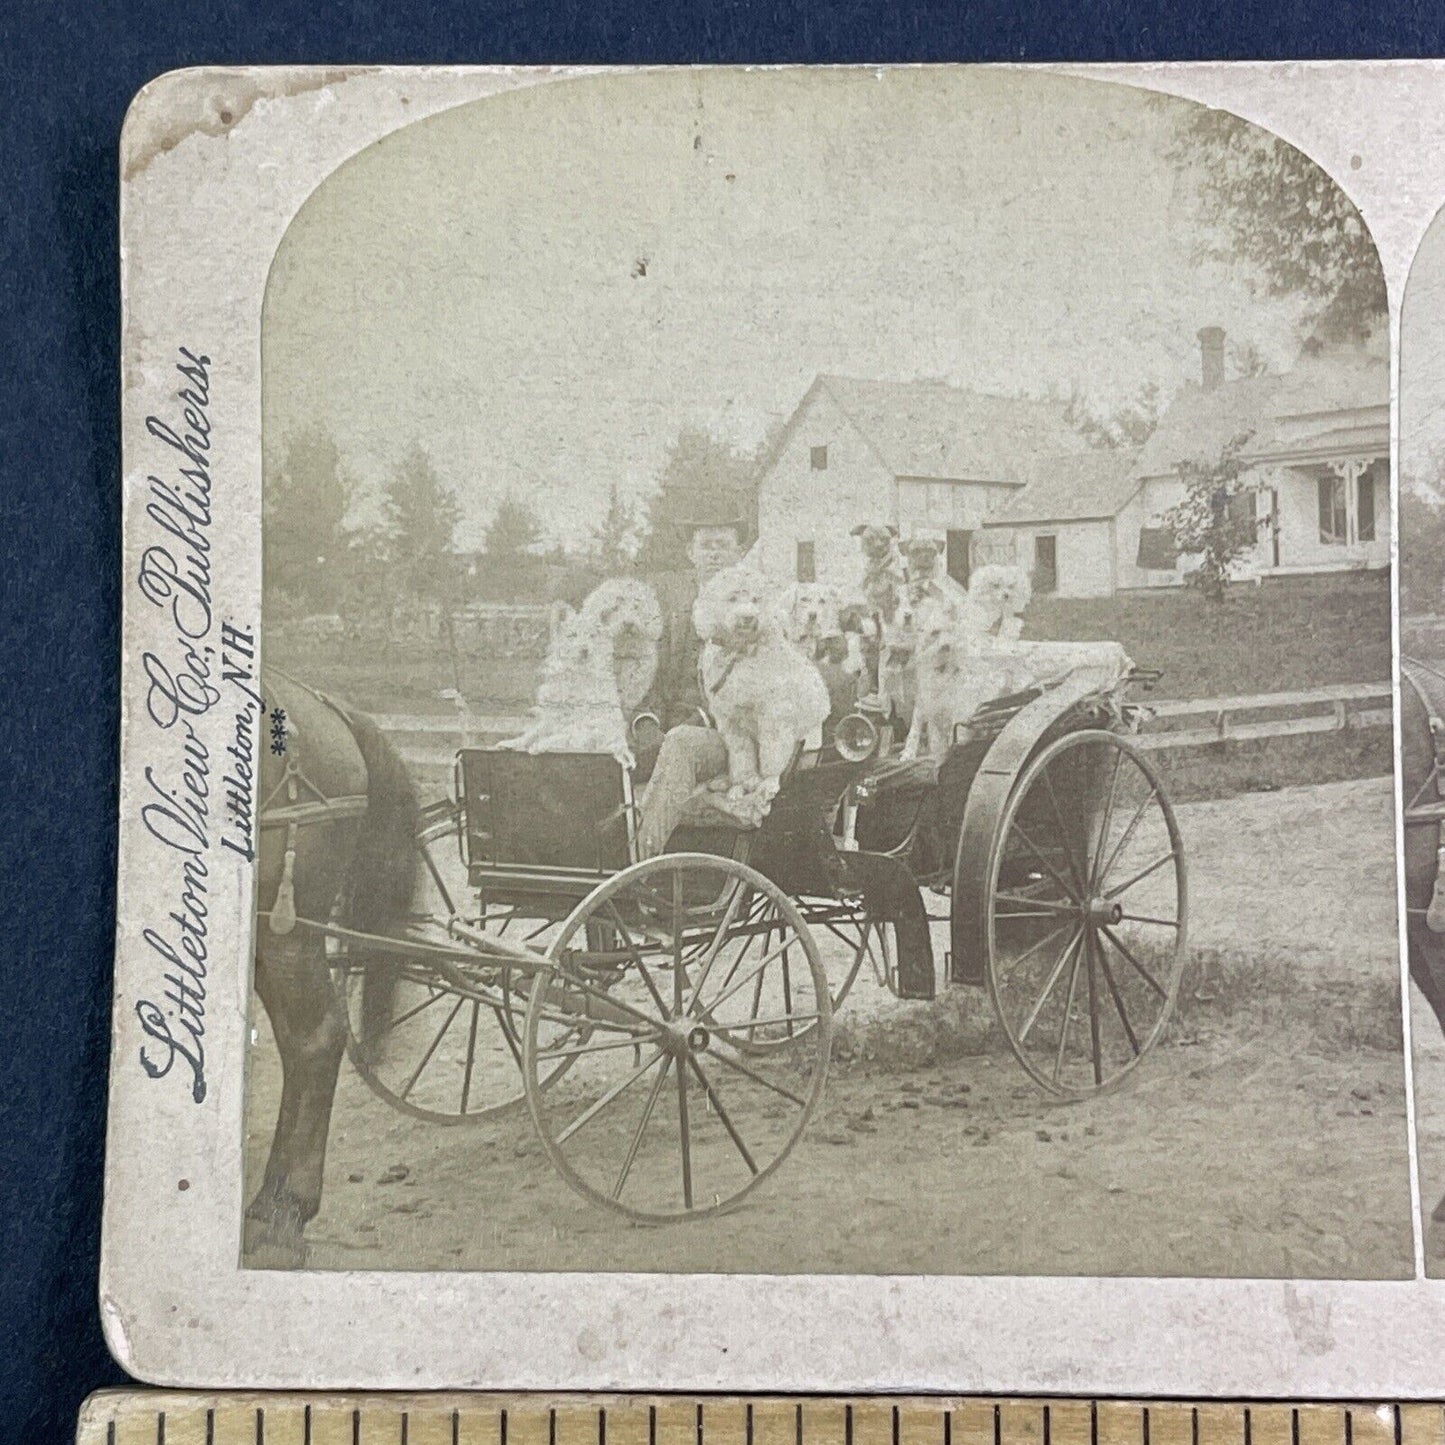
[247,932,347,1254]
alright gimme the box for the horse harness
[258,673,370,937]
[1401,655,1445,932]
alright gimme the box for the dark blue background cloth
[1,2,1441,1440]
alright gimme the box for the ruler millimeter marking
[76,1397,1445,1445]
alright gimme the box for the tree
[262,426,354,611]
[1162,434,1262,601]
[592,484,641,571]
[380,444,462,606]
[1164,106,1386,345]
[1401,484,1445,617]
[479,494,544,600]
[1066,381,1162,450]
[636,426,763,570]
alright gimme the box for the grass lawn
[1028,571,1390,700]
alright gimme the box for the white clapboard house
[755,328,1388,599]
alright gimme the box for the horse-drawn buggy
[251,649,1188,1235]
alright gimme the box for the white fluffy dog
[902,597,1017,762]
[694,563,830,815]
[498,607,633,766]
[577,576,663,714]
[778,580,842,653]
[877,591,920,727]
[962,563,1032,642]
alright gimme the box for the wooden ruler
[75,1396,1445,1445]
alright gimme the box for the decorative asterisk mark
[269,707,288,757]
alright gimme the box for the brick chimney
[1198,326,1226,392]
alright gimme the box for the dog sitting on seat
[694,562,831,822]
[901,533,971,612]
[577,576,664,714]
[962,563,1032,643]
[498,605,633,767]
[902,596,1016,762]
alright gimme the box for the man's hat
[672,499,750,543]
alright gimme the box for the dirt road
[243,777,1417,1278]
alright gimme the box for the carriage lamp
[834,710,881,763]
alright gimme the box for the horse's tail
[341,708,421,1058]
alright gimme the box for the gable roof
[1133,341,1387,480]
[986,448,1143,525]
[814,374,1086,483]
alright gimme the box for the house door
[946,529,972,588]
[1034,534,1058,594]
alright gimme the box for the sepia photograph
[235,67,1411,1280]
[1399,198,1445,1275]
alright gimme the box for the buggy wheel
[521,853,831,1221]
[333,902,586,1125]
[985,730,1187,1100]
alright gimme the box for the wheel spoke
[1089,748,1125,889]
[459,1001,481,1114]
[1017,925,1083,1044]
[1104,851,1178,901]
[1119,913,1181,930]
[1100,925,1168,999]
[556,1048,666,1145]
[1009,822,1083,904]
[536,1032,663,1063]
[677,1052,693,1210]
[607,901,671,1019]
[707,1046,809,1108]
[1095,785,1159,892]
[399,997,465,1102]
[694,929,802,1017]
[681,882,752,1013]
[1095,936,1141,1056]
[672,871,686,1016]
[613,1056,672,1201]
[994,892,1077,916]
[1051,933,1087,1084]
[359,983,448,1045]
[997,918,1076,988]
[689,1057,760,1176]
[1084,928,1103,1087]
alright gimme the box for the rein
[257,670,373,936]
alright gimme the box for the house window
[1318,474,1348,545]
[1358,466,1377,543]
[1034,534,1058,594]
[796,540,816,583]
[810,445,828,471]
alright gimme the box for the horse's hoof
[242,1214,309,1269]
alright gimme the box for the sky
[262,67,1337,551]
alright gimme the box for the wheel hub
[1086,896,1123,926]
[660,1020,711,1055]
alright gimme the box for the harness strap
[1402,657,1445,933]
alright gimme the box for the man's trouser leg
[636,725,728,859]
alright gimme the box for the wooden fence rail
[374,680,1392,771]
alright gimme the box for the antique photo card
[105,62,1445,1393]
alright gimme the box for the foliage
[636,425,764,569]
[1066,381,1163,450]
[378,444,463,606]
[477,493,545,600]
[592,484,642,571]
[1164,106,1386,345]
[1401,485,1445,616]
[262,426,355,611]
[1162,434,1261,601]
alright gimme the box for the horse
[1400,655,1445,1226]
[246,668,419,1261]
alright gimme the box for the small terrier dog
[901,534,970,612]
[852,523,904,623]
[694,562,831,820]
